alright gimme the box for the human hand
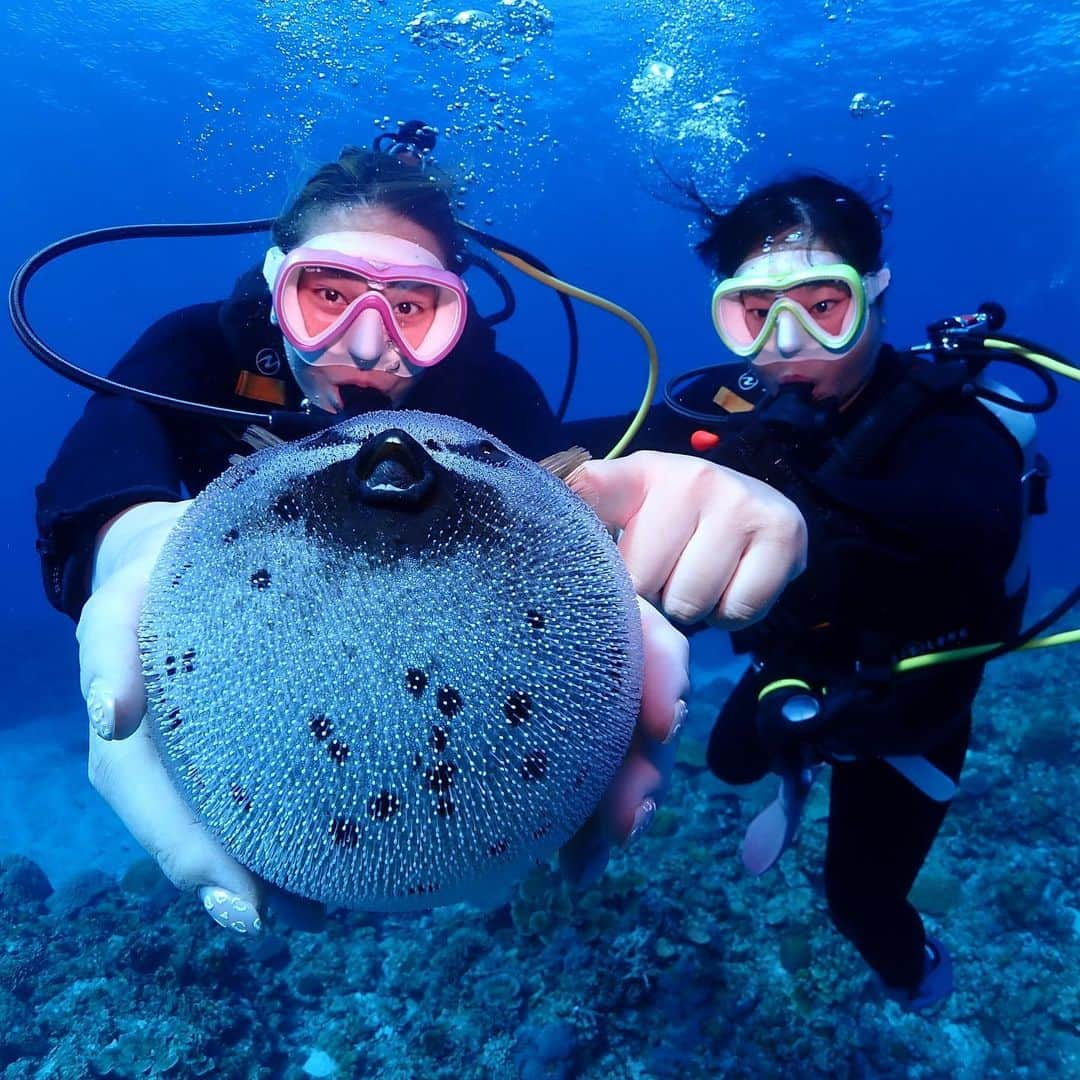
[559,597,689,887]
[79,501,323,934]
[567,451,808,627]
[80,501,191,741]
[559,450,806,886]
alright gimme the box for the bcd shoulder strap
[815,351,971,482]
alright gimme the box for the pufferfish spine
[138,411,643,911]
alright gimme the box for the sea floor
[0,712,141,887]
[1,646,1077,1079]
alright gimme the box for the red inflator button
[690,430,721,452]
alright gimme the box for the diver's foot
[740,766,819,875]
[887,936,954,1012]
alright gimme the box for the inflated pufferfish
[139,411,643,911]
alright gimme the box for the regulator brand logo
[255,349,281,376]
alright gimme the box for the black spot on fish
[250,569,271,590]
[164,655,177,678]
[405,668,428,698]
[165,706,182,732]
[520,749,548,782]
[424,438,442,452]
[532,819,553,840]
[222,466,256,490]
[526,609,545,630]
[430,726,449,752]
[437,686,463,717]
[435,796,455,817]
[488,838,510,858]
[309,713,333,741]
[229,784,253,812]
[426,761,457,794]
[181,648,195,674]
[504,690,532,725]
[222,527,239,544]
[329,817,361,848]
[368,791,401,821]
[328,740,350,765]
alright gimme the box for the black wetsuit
[35,267,564,620]
[695,347,1027,991]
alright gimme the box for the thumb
[78,501,190,740]
[566,455,650,530]
[77,561,152,740]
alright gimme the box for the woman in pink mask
[35,145,806,933]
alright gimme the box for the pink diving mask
[262,231,468,376]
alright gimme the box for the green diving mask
[712,255,891,362]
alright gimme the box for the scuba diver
[17,125,806,934]
[654,172,1070,1011]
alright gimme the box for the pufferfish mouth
[348,429,440,509]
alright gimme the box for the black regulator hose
[9,219,280,426]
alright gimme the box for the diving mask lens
[266,242,468,369]
[712,264,873,357]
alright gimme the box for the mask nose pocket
[774,308,806,356]
[345,306,390,364]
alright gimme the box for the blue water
[4,2,1079,633]
[0,1,1078,1073]
[3,1,1078,667]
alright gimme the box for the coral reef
[1,647,1076,1078]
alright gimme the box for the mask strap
[262,246,286,288]
[863,266,892,305]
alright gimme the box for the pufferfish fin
[538,446,591,481]
[240,425,287,452]
[228,425,287,467]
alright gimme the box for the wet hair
[272,146,463,268]
[692,173,890,278]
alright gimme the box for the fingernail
[86,679,115,741]
[664,700,687,744]
[199,886,262,935]
[628,797,657,843]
